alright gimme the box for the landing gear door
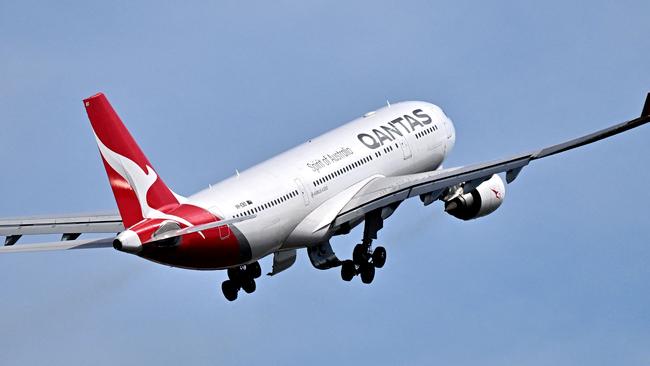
[399,139,412,160]
[268,249,297,276]
[294,178,310,206]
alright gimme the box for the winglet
[642,92,650,118]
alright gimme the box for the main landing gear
[221,261,261,301]
[341,243,387,284]
[340,208,388,284]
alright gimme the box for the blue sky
[1,1,649,365]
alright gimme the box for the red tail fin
[83,93,180,228]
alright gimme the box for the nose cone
[113,230,142,253]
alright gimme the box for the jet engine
[445,174,506,220]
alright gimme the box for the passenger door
[399,139,412,160]
[294,178,310,206]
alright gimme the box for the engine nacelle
[445,174,506,220]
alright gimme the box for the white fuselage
[188,101,456,262]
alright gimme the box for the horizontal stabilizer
[0,237,114,254]
[0,212,123,237]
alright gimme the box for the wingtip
[642,92,650,118]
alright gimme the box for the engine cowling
[445,174,506,220]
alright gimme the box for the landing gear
[359,263,375,284]
[372,246,386,268]
[340,208,389,284]
[340,244,387,284]
[221,280,239,301]
[221,261,261,301]
[341,260,356,281]
[247,262,262,279]
[241,278,256,294]
[353,244,370,263]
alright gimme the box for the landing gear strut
[341,209,388,284]
[221,261,261,301]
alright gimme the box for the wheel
[241,278,256,294]
[353,244,369,264]
[341,260,356,281]
[227,267,240,282]
[372,246,387,268]
[247,262,262,279]
[360,263,375,284]
[221,280,239,301]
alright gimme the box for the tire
[221,280,239,301]
[248,262,262,279]
[241,279,256,294]
[353,244,369,264]
[372,246,387,268]
[360,263,375,284]
[341,260,356,281]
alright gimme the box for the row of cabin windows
[375,142,400,158]
[313,154,374,187]
[310,126,441,193]
[234,189,300,218]
[415,125,439,139]
[383,144,396,154]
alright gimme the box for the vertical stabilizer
[83,93,180,227]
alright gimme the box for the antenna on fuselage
[236,169,240,178]
[386,99,391,108]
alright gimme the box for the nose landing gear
[221,261,262,301]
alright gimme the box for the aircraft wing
[332,93,650,229]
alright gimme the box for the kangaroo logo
[94,134,197,230]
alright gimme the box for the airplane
[1,92,649,301]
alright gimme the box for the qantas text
[357,109,432,149]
